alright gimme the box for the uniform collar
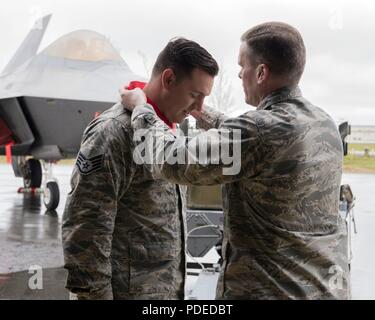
[126,81,176,130]
[145,96,176,130]
[257,85,302,111]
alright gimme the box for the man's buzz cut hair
[241,22,306,83]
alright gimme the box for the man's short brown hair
[152,37,219,80]
[241,22,306,83]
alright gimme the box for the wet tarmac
[0,164,71,299]
[0,163,374,300]
[341,174,375,300]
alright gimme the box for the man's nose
[194,98,204,112]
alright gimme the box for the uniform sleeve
[131,104,266,185]
[62,120,134,300]
[195,105,228,130]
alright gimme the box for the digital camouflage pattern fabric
[62,103,187,300]
[130,86,350,300]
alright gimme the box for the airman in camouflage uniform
[62,38,219,300]
[124,22,350,299]
[62,103,187,299]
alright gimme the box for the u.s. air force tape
[76,152,104,175]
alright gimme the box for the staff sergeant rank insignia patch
[76,152,104,175]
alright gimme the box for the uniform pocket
[128,241,179,295]
[130,242,177,261]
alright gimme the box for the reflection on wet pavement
[0,267,68,300]
[341,174,375,300]
[0,164,71,299]
[0,164,374,299]
[6,195,60,242]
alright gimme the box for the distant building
[347,125,375,144]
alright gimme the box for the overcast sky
[1,0,374,125]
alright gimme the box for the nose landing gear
[12,156,61,210]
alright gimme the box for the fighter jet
[0,15,144,210]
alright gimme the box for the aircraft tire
[44,181,60,210]
[24,159,42,188]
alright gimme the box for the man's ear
[256,64,269,84]
[161,68,176,90]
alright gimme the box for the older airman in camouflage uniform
[62,38,218,300]
[124,22,350,299]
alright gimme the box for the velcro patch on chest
[76,152,104,175]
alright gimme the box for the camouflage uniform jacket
[130,86,350,299]
[62,103,187,300]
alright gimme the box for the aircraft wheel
[24,159,42,188]
[43,181,60,210]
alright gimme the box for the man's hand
[190,109,203,119]
[119,87,147,112]
[190,104,209,119]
